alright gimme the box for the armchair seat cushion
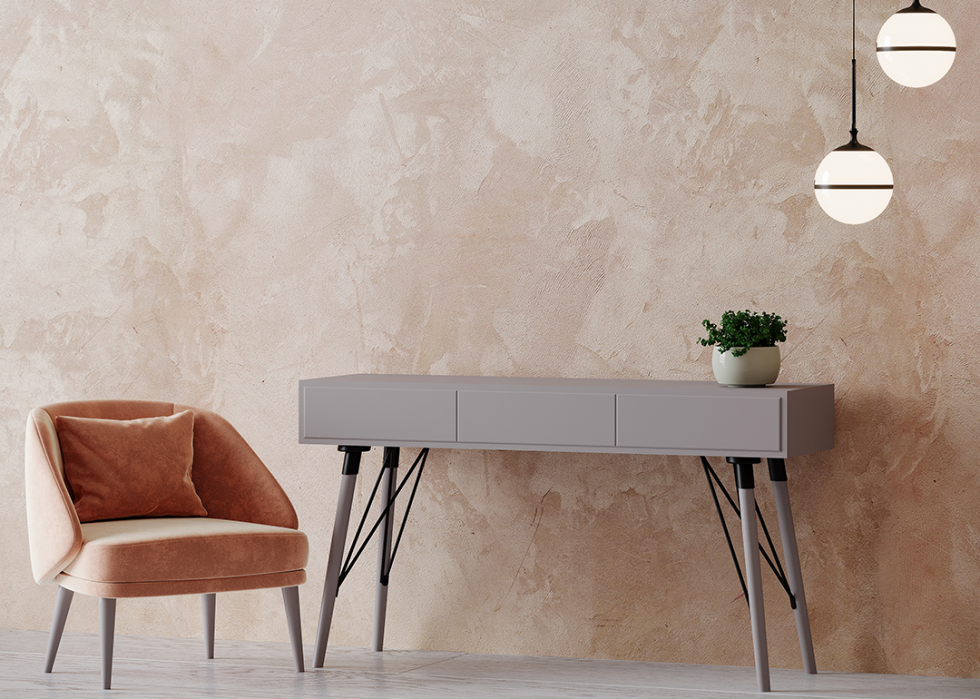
[60,517,308,591]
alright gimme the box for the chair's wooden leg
[43,586,74,673]
[100,598,116,690]
[202,593,216,660]
[282,586,304,672]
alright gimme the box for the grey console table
[299,374,835,692]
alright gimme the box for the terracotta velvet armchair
[25,400,308,689]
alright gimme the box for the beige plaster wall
[2,0,978,679]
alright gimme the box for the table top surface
[300,373,832,394]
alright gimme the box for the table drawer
[457,390,616,448]
[302,386,457,444]
[617,394,782,453]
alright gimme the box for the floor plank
[1,629,978,699]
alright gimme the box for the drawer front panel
[617,394,782,453]
[457,390,616,447]
[302,386,457,443]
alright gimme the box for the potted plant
[698,310,787,387]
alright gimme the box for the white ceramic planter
[712,346,781,387]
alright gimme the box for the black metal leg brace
[337,447,430,590]
[701,456,796,609]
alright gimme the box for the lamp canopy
[877,1,956,88]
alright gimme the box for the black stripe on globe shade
[877,46,955,52]
[815,184,894,190]
[877,1,956,87]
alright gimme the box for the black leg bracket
[338,445,370,475]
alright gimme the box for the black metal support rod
[702,456,797,609]
[340,460,389,583]
[707,458,743,513]
[338,448,430,588]
[385,448,429,578]
[702,456,750,608]
[754,499,795,609]
[730,459,795,606]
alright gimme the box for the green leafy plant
[698,310,787,358]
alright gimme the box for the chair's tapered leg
[202,593,216,660]
[43,586,74,673]
[282,586,304,672]
[100,598,117,690]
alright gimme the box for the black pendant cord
[849,0,859,144]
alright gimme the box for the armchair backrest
[25,401,298,585]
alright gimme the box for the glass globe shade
[814,146,894,225]
[877,6,956,88]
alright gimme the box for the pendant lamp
[814,0,893,225]
[877,1,955,88]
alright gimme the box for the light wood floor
[2,628,978,698]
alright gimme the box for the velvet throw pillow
[56,410,208,523]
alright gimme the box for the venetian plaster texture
[2,0,978,680]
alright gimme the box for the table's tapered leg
[734,461,771,693]
[768,458,816,674]
[372,447,398,652]
[314,446,369,669]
